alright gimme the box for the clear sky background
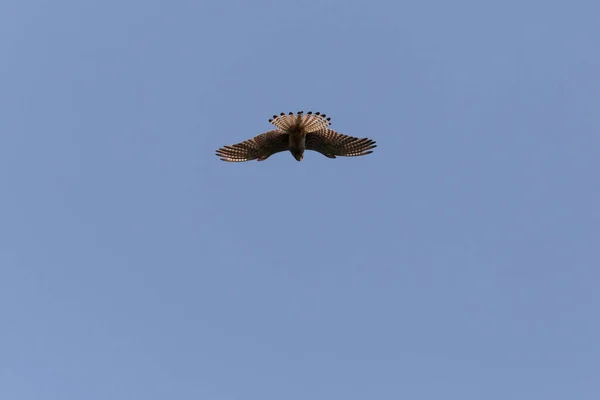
[1,1,599,399]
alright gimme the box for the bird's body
[215,111,376,162]
[287,124,307,161]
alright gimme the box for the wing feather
[305,129,376,158]
[216,130,289,162]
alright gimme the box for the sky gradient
[1,1,599,399]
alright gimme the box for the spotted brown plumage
[215,111,376,162]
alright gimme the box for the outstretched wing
[305,129,376,158]
[216,130,289,162]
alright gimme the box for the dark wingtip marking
[307,111,312,114]
[322,114,326,117]
[280,112,285,116]
[273,115,277,119]
[288,112,293,115]
[315,112,320,115]
[268,119,273,122]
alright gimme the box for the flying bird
[215,111,376,162]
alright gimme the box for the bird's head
[291,150,304,162]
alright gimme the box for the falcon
[215,111,376,162]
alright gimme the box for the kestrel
[215,111,376,162]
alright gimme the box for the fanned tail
[268,111,332,133]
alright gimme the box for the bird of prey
[215,111,376,162]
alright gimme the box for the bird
[215,111,376,162]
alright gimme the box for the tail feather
[269,111,332,133]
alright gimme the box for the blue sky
[1,0,599,399]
